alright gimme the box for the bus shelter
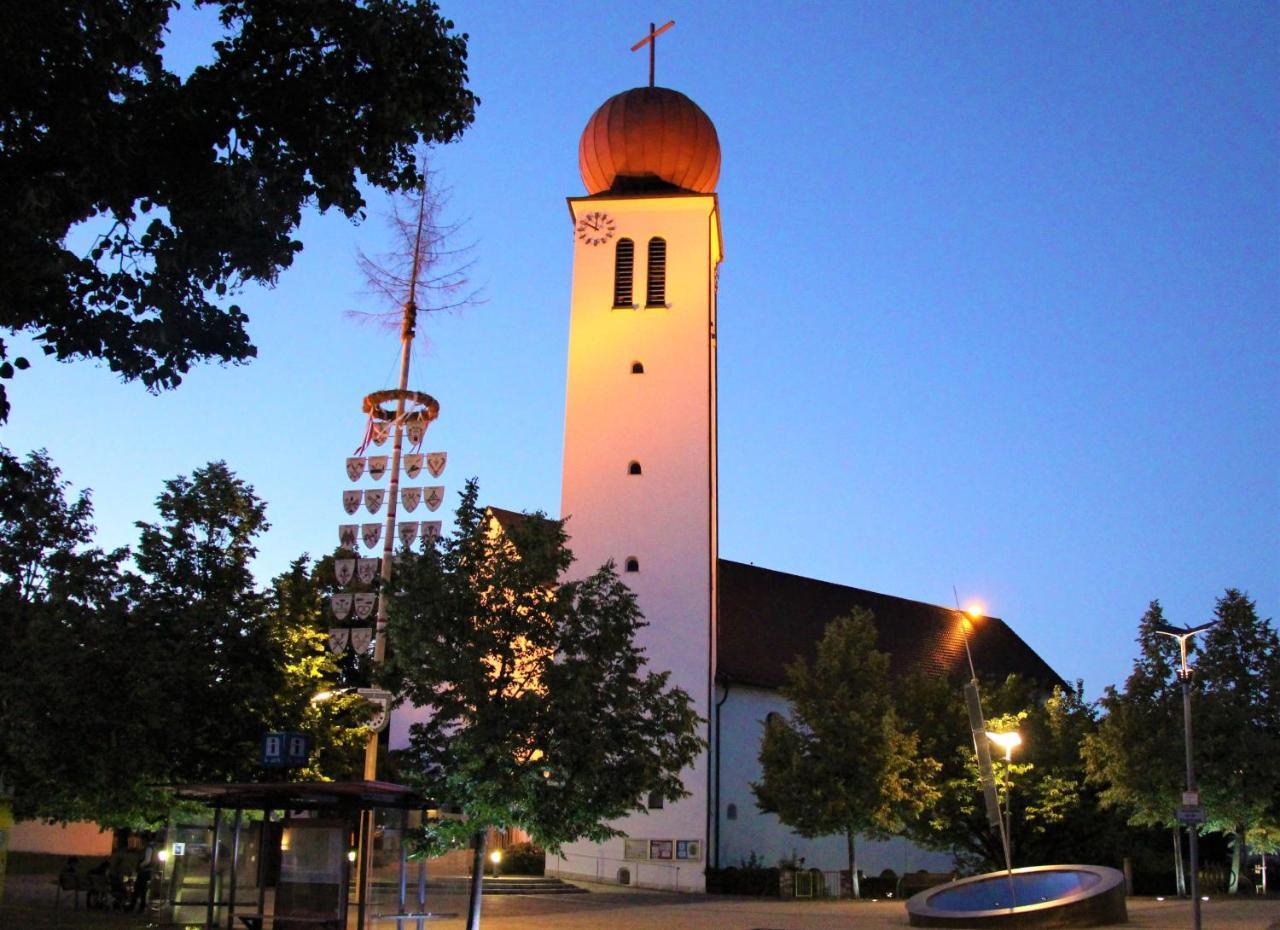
[165,780,450,930]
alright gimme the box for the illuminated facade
[553,86,723,891]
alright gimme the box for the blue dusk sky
[4,1,1276,700]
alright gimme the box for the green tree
[0,0,477,420]
[1084,596,1280,893]
[1,453,365,825]
[1081,602,1186,830]
[751,611,939,897]
[263,556,371,781]
[903,672,1123,872]
[0,447,149,823]
[382,481,703,930]
[1195,590,1280,892]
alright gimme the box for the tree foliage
[0,0,478,420]
[1083,594,1280,892]
[0,450,365,825]
[382,480,704,855]
[751,611,939,896]
[903,672,1125,871]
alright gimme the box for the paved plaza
[393,883,1278,930]
[5,876,1279,929]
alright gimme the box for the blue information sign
[262,732,310,768]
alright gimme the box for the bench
[55,872,88,909]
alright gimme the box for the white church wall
[554,193,722,892]
[716,683,957,879]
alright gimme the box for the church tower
[553,85,723,891]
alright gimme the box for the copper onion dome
[578,86,720,195]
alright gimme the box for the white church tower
[551,83,723,892]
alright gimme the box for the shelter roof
[717,559,1065,691]
[167,780,432,812]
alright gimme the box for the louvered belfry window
[646,237,667,307]
[613,238,634,308]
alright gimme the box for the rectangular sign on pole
[1175,806,1207,825]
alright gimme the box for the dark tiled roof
[486,506,534,534]
[717,560,1064,691]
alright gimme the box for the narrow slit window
[726,803,738,821]
[631,361,644,374]
[613,238,634,307]
[646,237,667,307]
[647,791,663,810]
[624,557,640,573]
[628,461,642,475]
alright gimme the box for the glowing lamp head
[965,603,984,620]
[986,730,1023,756]
[489,850,503,865]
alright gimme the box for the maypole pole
[355,177,441,918]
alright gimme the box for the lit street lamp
[986,729,1022,863]
[1154,620,1216,930]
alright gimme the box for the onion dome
[578,86,720,195]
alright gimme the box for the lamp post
[957,603,1015,890]
[986,729,1022,865]
[1154,621,1216,930]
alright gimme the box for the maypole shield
[426,452,447,478]
[368,456,389,480]
[401,487,422,512]
[357,558,379,585]
[335,559,355,586]
[346,457,366,481]
[364,489,385,513]
[398,521,419,547]
[424,486,445,511]
[361,523,382,548]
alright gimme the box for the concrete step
[426,876,588,896]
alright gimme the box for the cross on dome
[631,20,675,88]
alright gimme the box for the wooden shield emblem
[368,456,389,480]
[403,454,423,479]
[364,489,385,514]
[424,486,445,512]
[331,594,353,621]
[335,559,355,587]
[343,490,361,515]
[421,520,443,543]
[328,628,351,655]
[406,421,425,446]
[361,523,381,549]
[371,421,390,446]
[398,521,419,547]
[350,627,373,653]
[339,524,358,549]
[400,486,422,512]
[426,452,447,478]
[357,558,379,585]
[353,592,377,620]
[346,457,366,481]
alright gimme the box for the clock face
[576,211,616,246]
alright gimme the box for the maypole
[334,170,457,922]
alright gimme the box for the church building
[542,80,1064,892]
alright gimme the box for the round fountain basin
[906,864,1127,927]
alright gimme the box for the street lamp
[987,729,1022,863]
[1153,620,1216,930]
[955,601,1014,886]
